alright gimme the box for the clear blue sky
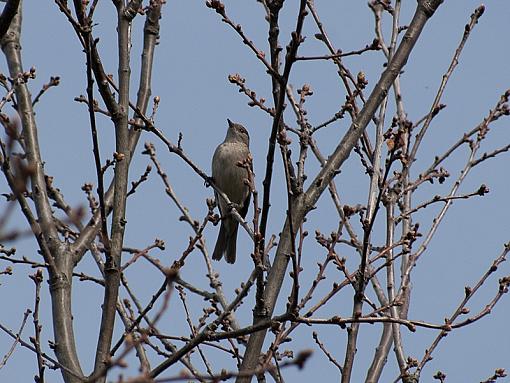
[1,1,509,382]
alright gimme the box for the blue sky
[1,1,509,382]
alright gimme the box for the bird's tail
[212,223,227,261]
[212,222,238,264]
[225,225,238,264]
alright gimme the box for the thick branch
[1,4,84,382]
[91,2,132,381]
[0,0,20,40]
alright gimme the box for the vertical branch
[385,193,407,371]
[396,8,486,376]
[238,1,308,381]
[365,79,391,383]
[30,269,45,383]
[128,0,161,153]
[84,30,110,250]
[1,2,60,270]
[388,0,412,373]
[370,1,409,377]
[248,6,287,379]
[70,0,161,264]
[255,0,286,337]
[92,1,137,379]
[342,135,393,383]
[399,5,486,297]
[258,0,283,243]
[1,3,84,382]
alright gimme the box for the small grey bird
[211,119,251,264]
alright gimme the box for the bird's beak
[227,118,233,128]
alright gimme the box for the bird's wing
[240,190,251,219]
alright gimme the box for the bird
[211,119,252,264]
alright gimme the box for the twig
[0,314,83,380]
[409,5,486,166]
[151,350,312,382]
[312,331,342,372]
[295,39,380,61]
[0,309,30,369]
[205,0,280,79]
[30,269,45,383]
[32,76,60,106]
[414,244,510,376]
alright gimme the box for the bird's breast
[212,143,250,205]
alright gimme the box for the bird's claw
[205,176,214,188]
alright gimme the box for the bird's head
[226,119,250,146]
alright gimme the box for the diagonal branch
[0,0,20,40]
